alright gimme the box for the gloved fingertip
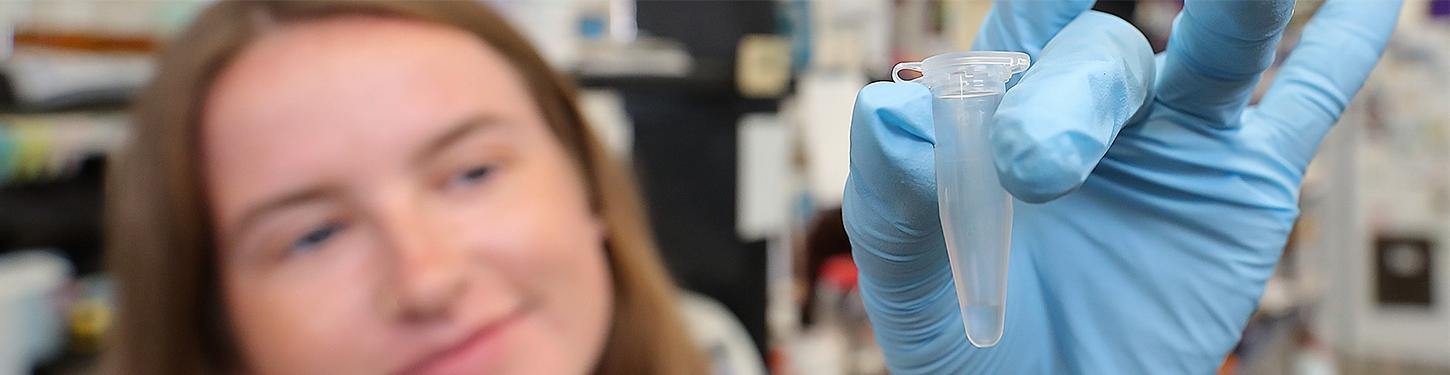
[846,81,942,231]
[857,81,932,110]
[993,125,1095,204]
[854,81,935,143]
[1184,0,1294,42]
[985,11,1150,204]
[991,101,1113,204]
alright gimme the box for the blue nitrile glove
[843,0,1401,373]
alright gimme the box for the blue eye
[291,222,345,254]
[452,165,493,187]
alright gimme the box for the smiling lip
[400,308,527,375]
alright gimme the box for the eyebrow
[411,114,501,167]
[223,115,500,244]
[226,186,337,246]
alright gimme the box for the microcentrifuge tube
[893,51,1029,348]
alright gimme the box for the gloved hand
[843,0,1401,373]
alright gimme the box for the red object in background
[818,255,858,292]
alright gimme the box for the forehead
[204,16,530,133]
[201,16,537,217]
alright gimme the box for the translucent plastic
[893,51,1028,348]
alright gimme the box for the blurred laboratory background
[1,1,1449,374]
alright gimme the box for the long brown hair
[105,2,704,374]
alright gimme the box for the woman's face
[202,17,612,374]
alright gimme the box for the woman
[106,1,704,373]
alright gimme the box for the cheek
[496,208,613,372]
[448,152,614,369]
[223,249,399,374]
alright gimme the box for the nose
[375,205,469,322]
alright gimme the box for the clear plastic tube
[892,51,1029,348]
